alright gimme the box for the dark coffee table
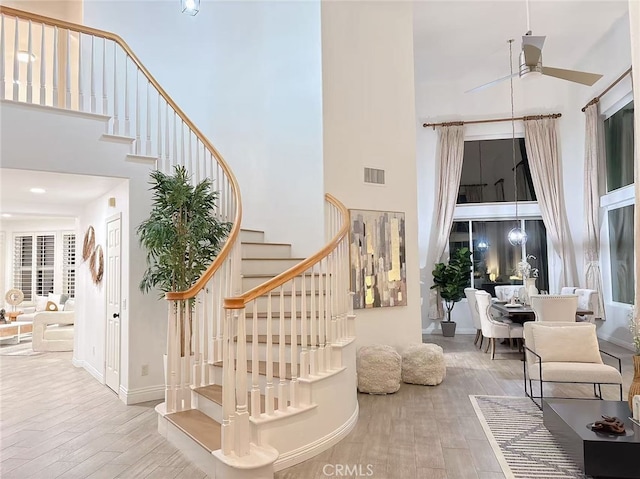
[543,399,639,478]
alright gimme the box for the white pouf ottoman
[401,343,446,386]
[357,345,402,394]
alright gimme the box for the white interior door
[105,216,122,393]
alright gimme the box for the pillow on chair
[531,324,602,364]
[45,301,59,312]
[35,295,48,311]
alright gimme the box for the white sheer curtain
[631,0,640,323]
[583,104,606,320]
[524,117,578,288]
[428,124,465,319]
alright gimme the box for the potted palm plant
[137,165,232,295]
[431,247,473,337]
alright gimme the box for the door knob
[113,313,120,318]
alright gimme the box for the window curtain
[583,104,606,319]
[428,124,465,319]
[524,117,579,288]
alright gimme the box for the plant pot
[441,321,457,337]
[628,355,640,410]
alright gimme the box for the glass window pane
[448,221,471,289]
[608,205,635,304]
[523,220,548,294]
[605,100,634,192]
[458,138,536,204]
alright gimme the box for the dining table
[491,302,594,323]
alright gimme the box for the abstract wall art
[349,209,407,309]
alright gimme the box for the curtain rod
[581,67,632,112]
[422,113,562,130]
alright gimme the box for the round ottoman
[357,345,402,394]
[401,343,446,386]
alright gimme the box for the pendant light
[506,39,527,246]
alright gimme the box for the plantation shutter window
[63,233,76,298]
[36,235,55,296]
[12,233,56,301]
[13,235,34,301]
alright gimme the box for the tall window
[604,100,634,192]
[13,234,55,301]
[608,205,634,304]
[62,233,76,298]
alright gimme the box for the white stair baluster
[157,94,162,167]
[112,43,119,134]
[265,293,274,415]
[172,112,177,166]
[26,20,32,103]
[90,35,95,112]
[102,38,107,114]
[52,26,57,107]
[300,272,308,379]
[146,80,151,155]
[164,103,170,172]
[39,23,45,105]
[124,55,130,136]
[0,15,5,100]
[250,300,260,418]
[309,268,317,375]
[65,30,71,108]
[12,17,19,101]
[77,33,83,110]
[234,307,249,456]
[278,286,287,411]
[135,68,140,153]
[289,278,298,407]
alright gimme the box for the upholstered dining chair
[475,290,523,360]
[560,286,577,295]
[494,285,525,302]
[530,294,578,322]
[574,288,598,323]
[464,287,483,348]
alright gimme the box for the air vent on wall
[364,167,385,185]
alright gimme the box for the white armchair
[476,291,523,360]
[530,294,578,322]
[559,286,577,295]
[32,311,74,352]
[523,321,623,409]
[574,288,598,323]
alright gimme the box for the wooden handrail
[0,6,243,302]
[223,193,349,310]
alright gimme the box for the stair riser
[242,243,291,259]
[192,389,223,423]
[240,230,265,242]
[242,275,330,291]
[242,258,302,276]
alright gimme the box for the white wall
[321,1,422,349]
[82,1,324,257]
[0,101,167,403]
[415,11,634,342]
[630,0,640,334]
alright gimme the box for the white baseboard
[72,357,104,383]
[120,384,165,405]
[273,402,359,472]
[422,327,476,335]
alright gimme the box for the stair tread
[242,241,291,246]
[166,409,221,452]
[240,228,264,233]
[194,384,282,410]
[212,360,292,379]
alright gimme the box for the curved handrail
[0,6,243,301]
[224,193,349,309]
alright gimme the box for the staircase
[0,6,357,478]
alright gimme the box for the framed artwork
[349,209,407,309]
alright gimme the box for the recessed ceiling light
[1,213,12,218]
[30,187,46,194]
[17,51,36,63]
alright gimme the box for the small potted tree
[431,247,472,337]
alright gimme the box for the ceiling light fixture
[30,187,46,194]
[506,39,527,247]
[181,0,200,16]
[17,50,36,63]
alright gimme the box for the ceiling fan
[467,1,603,93]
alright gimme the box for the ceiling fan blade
[541,66,603,86]
[522,35,545,65]
[465,73,518,93]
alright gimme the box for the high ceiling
[413,0,630,88]
[0,169,127,220]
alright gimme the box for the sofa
[32,310,75,351]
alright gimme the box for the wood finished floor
[0,335,634,479]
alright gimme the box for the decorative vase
[629,355,640,410]
[524,277,538,305]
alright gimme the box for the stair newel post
[12,17,19,101]
[214,267,224,363]
[278,286,287,411]
[265,292,275,415]
[166,300,178,413]
[145,80,151,155]
[318,259,326,374]
[234,307,250,457]
[39,23,45,105]
[300,272,309,380]
[192,291,202,388]
[183,300,192,410]
[90,35,95,112]
[309,268,317,376]
[289,277,298,408]
[250,300,260,419]
[221,307,234,455]
[201,282,210,385]
[26,20,32,103]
